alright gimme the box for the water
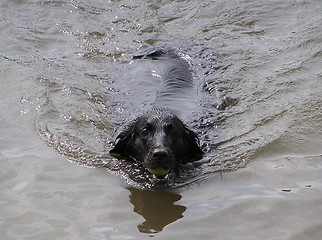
[1,0,322,238]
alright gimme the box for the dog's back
[131,48,198,121]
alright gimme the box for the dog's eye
[141,127,150,136]
[141,123,153,136]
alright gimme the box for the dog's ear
[109,126,134,159]
[182,126,204,162]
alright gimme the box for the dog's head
[109,109,203,178]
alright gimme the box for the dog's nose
[152,149,169,162]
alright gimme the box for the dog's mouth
[147,167,171,179]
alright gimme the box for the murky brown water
[1,0,322,239]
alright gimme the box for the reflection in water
[128,187,186,233]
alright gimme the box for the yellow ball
[147,168,170,177]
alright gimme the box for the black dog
[110,49,203,179]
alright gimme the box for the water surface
[1,0,322,239]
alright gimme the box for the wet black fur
[109,49,204,173]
